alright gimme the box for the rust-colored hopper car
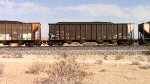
[0,21,41,46]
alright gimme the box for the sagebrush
[35,54,91,84]
[26,63,46,74]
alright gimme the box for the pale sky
[0,0,150,38]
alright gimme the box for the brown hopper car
[48,22,134,46]
[138,22,150,45]
[0,21,41,46]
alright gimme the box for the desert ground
[0,46,150,84]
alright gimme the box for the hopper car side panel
[65,24,70,40]
[12,23,18,40]
[92,24,97,40]
[123,24,128,39]
[60,24,65,40]
[0,23,5,40]
[55,25,60,40]
[102,24,107,40]
[113,24,118,40]
[49,24,55,40]
[18,23,23,40]
[6,23,12,40]
[97,24,102,41]
[118,24,123,40]
[75,24,81,40]
[107,24,112,40]
[86,24,92,40]
[70,24,76,40]
[81,24,86,41]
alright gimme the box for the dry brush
[34,53,92,84]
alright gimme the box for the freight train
[0,20,149,46]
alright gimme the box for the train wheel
[25,43,34,47]
[25,44,30,47]
[47,42,53,46]
[138,40,144,45]
[66,41,72,44]
[117,41,127,46]
[79,40,85,44]
[129,43,133,45]
[3,42,8,45]
[36,41,42,47]
[117,41,121,45]
[58,42,64,46]
[54,42,64,46]
[129,41,134,45]
[97,41,103,44]
[111,41,116,44]
[36,44,41,47]
[139,42,144,45]
[48,43,53,46]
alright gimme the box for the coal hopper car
[0,21,41,46]
[138,22,150,45]
[48,22,134,46]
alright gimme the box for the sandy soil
[0,55,150,84]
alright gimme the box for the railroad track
[0,45,148,51]
[0,45,149,56]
